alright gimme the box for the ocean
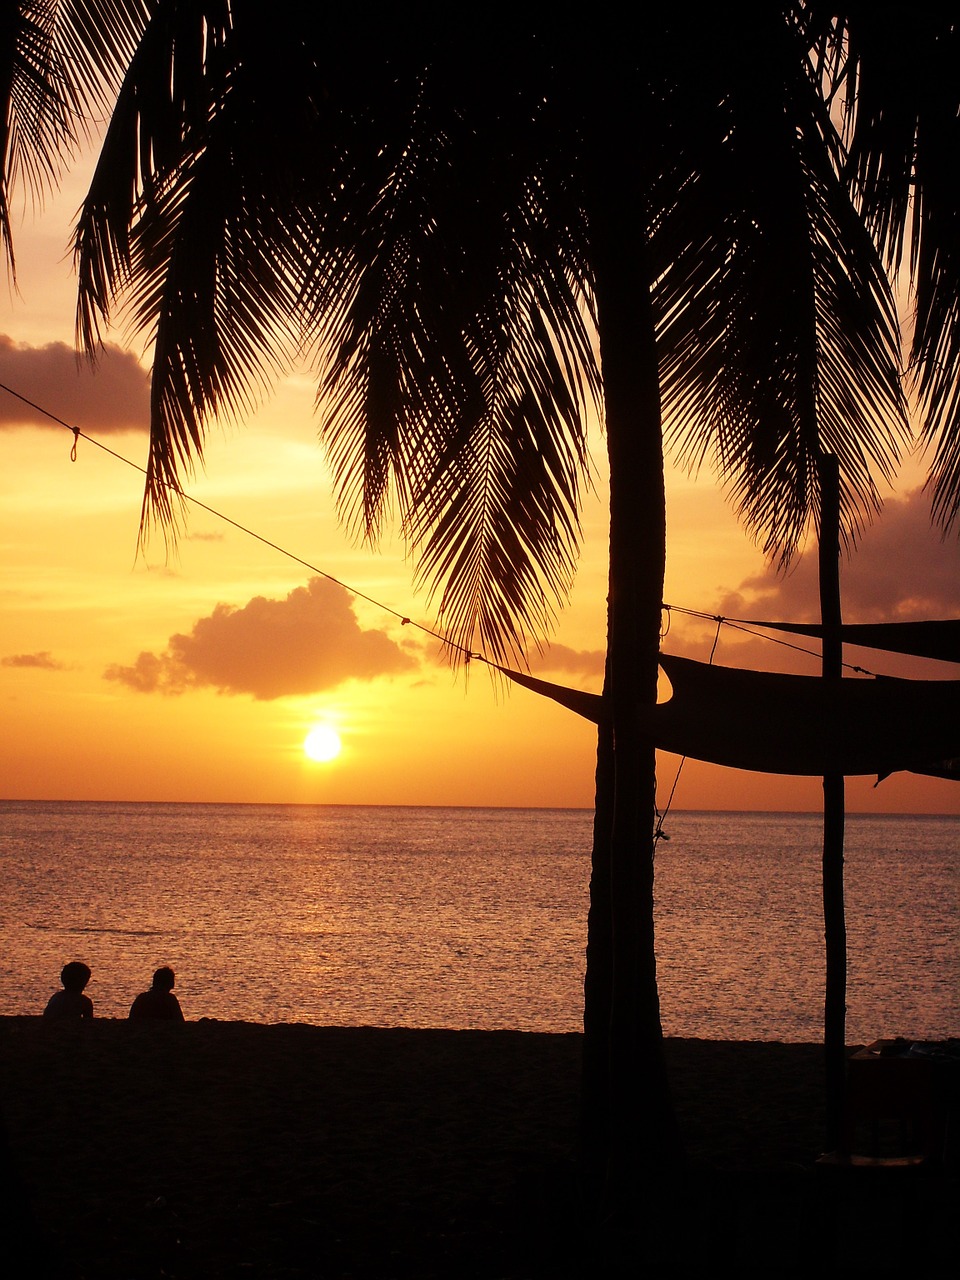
[2,800,956,1043]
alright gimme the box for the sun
[303,725,342,763]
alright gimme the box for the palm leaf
[658,11,908,563]
[307,50,598,661]
[0,0,149,271]
[827,8,960,529]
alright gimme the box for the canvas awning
[499,654,960,779]
[733,618,960,665]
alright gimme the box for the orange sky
[3,156,960,813]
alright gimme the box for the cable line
[1,377,471,660]
[5,376,892,819]
[661,602,878,677]
[3,376,870,675]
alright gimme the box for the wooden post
[819,453,847,1149]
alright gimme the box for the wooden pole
[819,453,847,1149]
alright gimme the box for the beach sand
[1,1019,954,1277]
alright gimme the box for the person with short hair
[43,962,93,1019]
[128,966,185,1021]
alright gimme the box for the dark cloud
[104,577,419,699]
[532,643,605,679]
[716,488,960,626]
[667,488,960,676]
[2,651,66,670]
[0,334,148,432]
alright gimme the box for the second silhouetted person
[129,966,185,1021]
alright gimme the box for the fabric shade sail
[499,654,960,780]
[733,618,960,665]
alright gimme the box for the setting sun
[303,725,343,763]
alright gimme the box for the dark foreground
[1,1019,955,1277]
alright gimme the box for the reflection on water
[2,801,957,1041]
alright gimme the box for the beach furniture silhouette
[816,1040,955,1171]
[810,1041,958,1269]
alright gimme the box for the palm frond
[74,0,234,351]
[827,8,960,529]
[0,0,149,270]
[307,60,598,662]
[75,5,326,532]
[659,12,908,564]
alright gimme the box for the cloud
[2,651,66,670]
[0,334,149,432]
[531,643,605,679]
[664,488,960,675]
[716,488,960,625]
[104,577,419,699]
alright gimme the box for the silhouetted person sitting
[43,962,93,1019]
[128,967,185,1021]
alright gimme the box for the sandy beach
[1,1019,954,1276]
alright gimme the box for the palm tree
[6,2,956,1232]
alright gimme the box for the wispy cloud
[104,577,419,699]
[531,643,605,678]
[0,334,148,432]
[2,651,66,670]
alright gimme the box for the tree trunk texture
[819,454,847,1149]
[580,176,683,1223]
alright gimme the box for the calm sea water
[1,801,956,1042]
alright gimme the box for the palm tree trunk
[819,454,847,1147]
[581,712,614,1175]
[580,186,682,1215]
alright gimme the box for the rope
[3,377,874,681]
[3,377,884,828]
[0,377,475,662]
[662,602,877,677]
[654,614,723,846]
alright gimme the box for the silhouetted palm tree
[5,2,957,1231]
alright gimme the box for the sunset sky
[3,152,960,814]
